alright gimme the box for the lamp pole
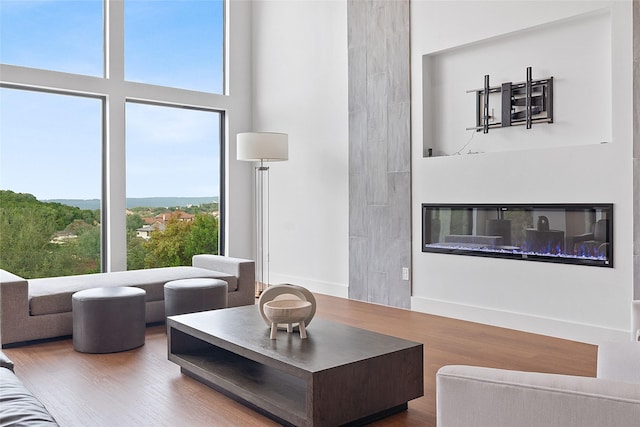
[237,132,288,297]
[255,160,269,296]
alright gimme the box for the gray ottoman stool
[72,287,146,354]
[164,278,228,319]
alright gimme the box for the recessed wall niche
[422,9,612,158]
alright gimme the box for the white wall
[250,0,350,296]
[411,0,635,344]
[424,9,611,156]
[249,0,635,344]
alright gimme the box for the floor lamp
[237,132,288,297]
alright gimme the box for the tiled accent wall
[634,0,640,299]
[347,0,411,308]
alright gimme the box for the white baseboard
[262,278,630,344]
[269,272,349,299]
[411,296,630,345]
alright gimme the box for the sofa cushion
[28,266,237,316]
[0,367,59,426]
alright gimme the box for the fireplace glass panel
[422,204,613,267]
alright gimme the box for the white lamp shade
[237,132,288,162]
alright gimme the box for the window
[125,0,224,93]
[125,102,221,270]
[0,0,103,76]
[0,89,102,278]
[0,0,227,277]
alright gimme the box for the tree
[127,233,147,270]
[126,214,144,232]
[143,213,219,268]
[75,223,101,273]
[0,190,219,276]
[144,217,191,268]
[0,190,101,278]
[0,206,58,278]
[185,214,219,257]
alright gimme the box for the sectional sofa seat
[1,254,255,346]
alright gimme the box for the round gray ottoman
[72,287,146,354]
[164,278,228,319]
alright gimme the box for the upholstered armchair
[436,301,640,427]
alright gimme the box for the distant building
[143,210,195,225]
[50,232,78,245]
[136,222,165,240]
[136,210,199,239]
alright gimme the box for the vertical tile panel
[368,271,389,305]
[347,0,368,49]
[366,72,389,206]
[349,0,411,308]
[349,236,369,302]
[366,136,389,206]
[387,32,410,104]
[350,108,368,238]
[388,172,411,240]
[349,109,367,172]
[349,170,368,237]
[366,72,388,143]
[387,101,411,173]
[348,47,367,114]
[386,0,410,37]
[388,238,412,309]
[366,1,388,76]
[370,205,391,240]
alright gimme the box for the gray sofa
[0,350,58,425]
[1,254,255,346]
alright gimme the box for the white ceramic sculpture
[258,284,317,339]
[263,299,312,339]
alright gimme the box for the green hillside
[44,196,219,210]
[0,190,101,278]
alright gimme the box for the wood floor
[3,293,597,427]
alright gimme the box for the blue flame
[424,242,608,262]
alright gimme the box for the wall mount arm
[466,67,553,133]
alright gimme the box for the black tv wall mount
[466,67,553,133]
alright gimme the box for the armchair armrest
[192,255,255,307]
[436,365,640,427]
[597,341,640,383]
[1,270,30,346]
[192,254,245,275]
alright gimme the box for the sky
[0,0,224,200]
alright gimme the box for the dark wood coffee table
[167,305,423,427]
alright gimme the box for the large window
[0,0,103,76]
[125,102,221,270]
[0,0,226,278]
[125,0,224,93]
[0,89,102,278]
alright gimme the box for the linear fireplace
[422,203,613,267]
